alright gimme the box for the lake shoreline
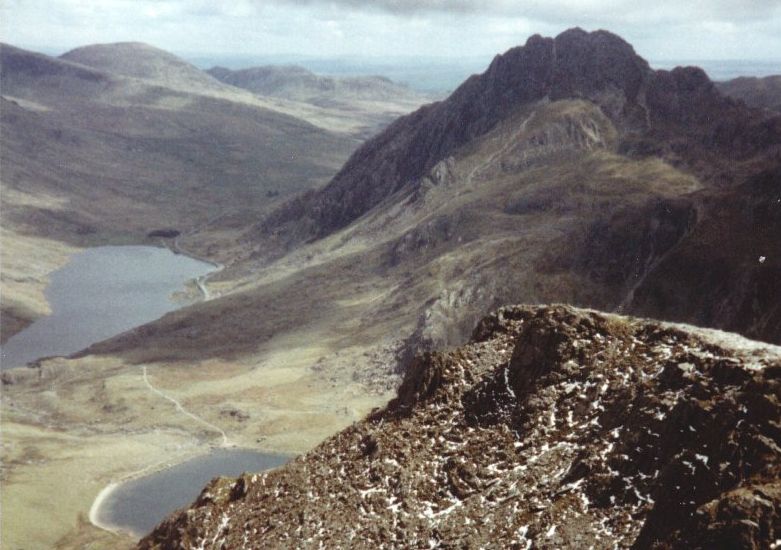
[87,446,217,540]
[88,446,293,540]
[1,244,217,370]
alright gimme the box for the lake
[93,448,290,538]
[1,245,215,369]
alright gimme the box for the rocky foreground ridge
[140,305,781,549]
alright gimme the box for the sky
[2,0,781,64]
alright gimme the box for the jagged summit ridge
[261,28,654,237]
[484,28,650,118]
[140,305,781,549]
[258,27,775,246]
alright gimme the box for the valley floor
[2,338,394,548]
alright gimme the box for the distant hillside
[207,64,422,105]
[716,75,781,113]
[0,42,357,340]
[256,30,780,242]
[207,64,429,138]
[60,42,229,93]
[1,43,113,99]
[0,43,355,239]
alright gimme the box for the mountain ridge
[255,28,780,248]
[206,64,417,103]
[220,27,780,351]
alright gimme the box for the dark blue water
[97,449,290,537]
[0,246,214,369]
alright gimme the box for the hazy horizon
[9,41,779,94]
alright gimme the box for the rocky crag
[140,305,781,549]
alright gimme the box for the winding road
[170,214,227,301]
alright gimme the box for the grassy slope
[207,64,431,140]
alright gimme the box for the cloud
[2,0,780,62]
[272,0,781,23]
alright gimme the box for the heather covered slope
[140,305,781,549]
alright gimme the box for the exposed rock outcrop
[629,167,781,343]
[139,305,781,549]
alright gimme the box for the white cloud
[273,0,781,22]
[2,0,780,62]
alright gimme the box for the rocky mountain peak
[256,28,776,250]
[140,305,781,549]
[453,28,652,135]
[475,27,657,133]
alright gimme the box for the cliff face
[140,305,781,549]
